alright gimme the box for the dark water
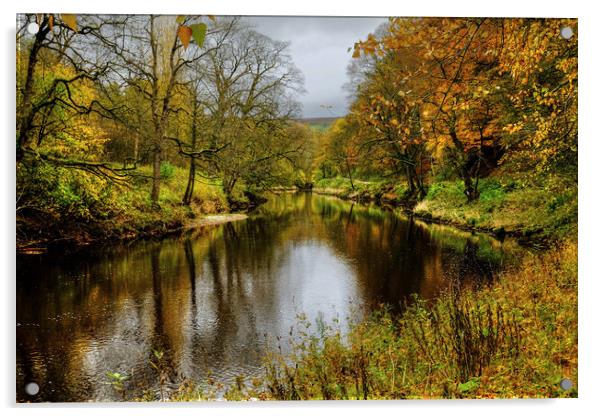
[16,192,512,402]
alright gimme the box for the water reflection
[16,192,511,402]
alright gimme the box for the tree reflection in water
[16,192,513,402]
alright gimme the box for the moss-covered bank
[16,165,250,250]
[313,172,577,243]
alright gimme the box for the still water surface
[16,192,511,402]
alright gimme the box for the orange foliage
[351,17,577,199]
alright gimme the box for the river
[16,192,512,402]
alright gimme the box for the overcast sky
[242,16,387,119]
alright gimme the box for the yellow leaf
[207,15,216,22]
[352,43,360,59]
[48,15,54,31]
[178,25,193,49]
[61,14,77,32]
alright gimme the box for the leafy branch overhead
[37,13,211,50]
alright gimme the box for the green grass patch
[415,173,576,240]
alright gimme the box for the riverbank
[261,239,578,399]
[134,185,576,401]
[313,172,577,244]
[16,165,246,251]
[204,176,576,399]
[18,182,577,401]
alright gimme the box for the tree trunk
[412,168,426,198]
[462,169,479,202]
[345,159,355,190]
[183,159,196,206]
[405,164,416,194]
[183,100,198,206]
[150,139,161,205]
[415,148,427,198]
[223,177,238,202]
[448,119,479,203]
[133,135,139,161]
[17,18,50,162]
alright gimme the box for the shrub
[425,181,465,202]
[160,162,175,181]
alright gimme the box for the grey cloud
[240,16,387,118]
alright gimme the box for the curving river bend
[16,192,513,402]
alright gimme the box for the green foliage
[17,163,228,246]
[189,23,207,46]
[458,378,480,394]
[106,371,128,399]
[425,181,465,203]
[415,172,576,240]
[477,179,506,213]
[315,176,353,189]
[478,179,505,203]
[17,162,118,222]
[160,162,175,181]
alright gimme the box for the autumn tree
[350,47,429,196]
[15,13,146,228]
[16,14,129,177]
[95,14,216,205]
[189,21,304,203]
[353,17,577,201]
[498,19,577,177]
[286,122,319,188]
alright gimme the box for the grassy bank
[16,164,229,249]
[313,172,577,242]
[95,173,578,402]
[313,177,411,206]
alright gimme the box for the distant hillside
[297,116,339,131]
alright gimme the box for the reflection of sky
[80,296,154,400]
[274,241,360,335]
[72,223,364,400]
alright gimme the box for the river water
[16,192,511,402]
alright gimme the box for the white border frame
[3,1,599,415]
